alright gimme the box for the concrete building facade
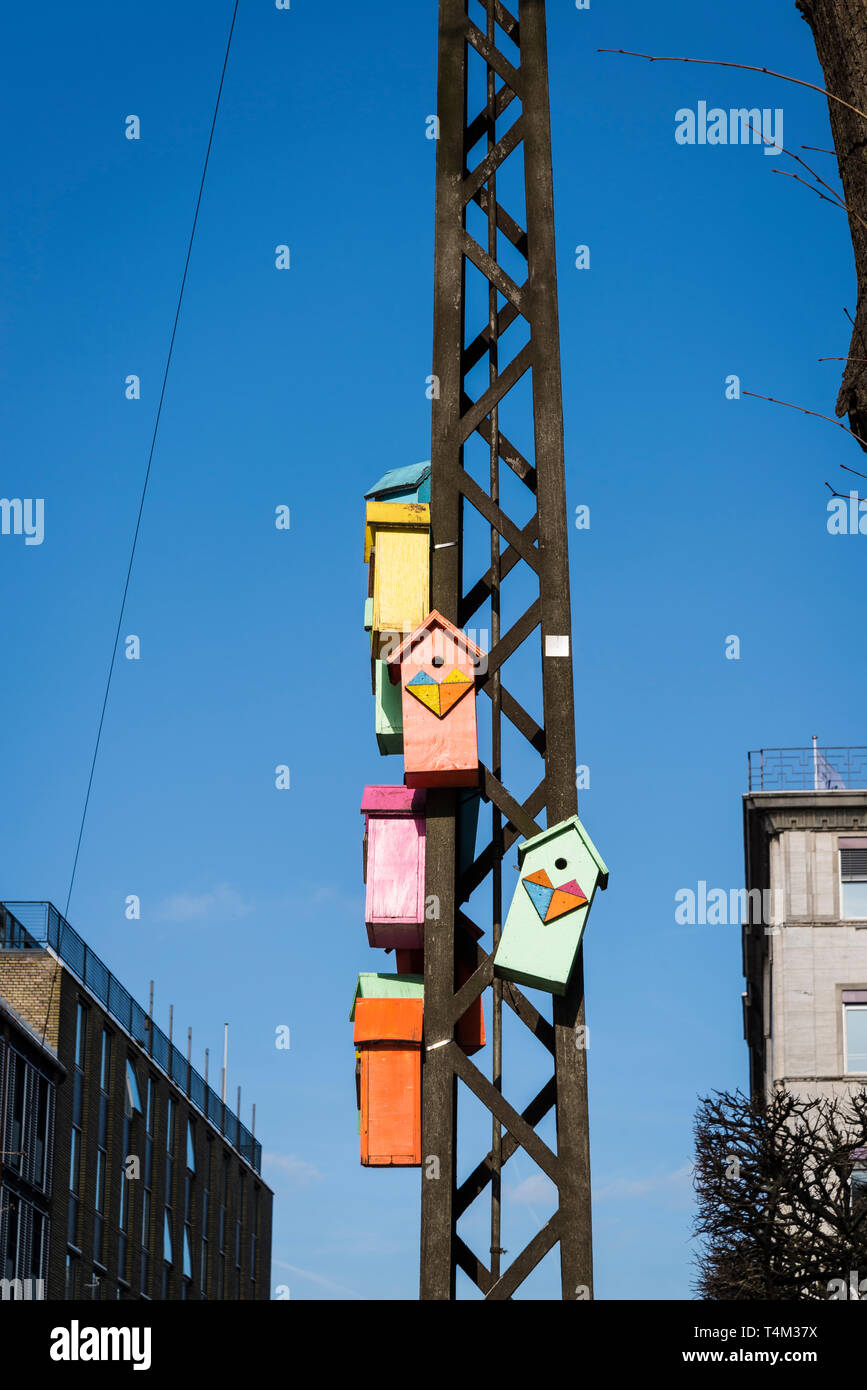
[742,754,867,1104]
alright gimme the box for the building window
[8,1059,24,1176]
[162,1210,173,1300]
[235,1171,244,1292]
[183,1119,195,1295]
[250,1184,260,1284]
[852,1155,867,1213]
[165,1096,175,1197]
[65,1252,78,1300]
[186,1120,196,1174]
[93,1028,112,1266]
[126,1059,143,1114]
[93,1150,106,1265]
[140,1075,155,1297]
[74,1002,88,1069]
[33,1074,50,1191]
[118,1060,140,1283]
[841,843,867,919]
[3,1193,19,1282]
[31,1208,46,1291]
[844,997,867,1073]
[68,1002,88,1249]
[68,1127,81,1246]
[217,1155,228,1298]
[99,1027,112,1092]
[200,1185,209,1295]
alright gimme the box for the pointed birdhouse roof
[517,815,609,889]
[386,610,485,669]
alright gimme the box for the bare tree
[797,1,867,450]
[694,1088,867,1300]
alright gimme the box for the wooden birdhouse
[365,461,431,505]
[351,973,424,1167]
[361,785,426,949]
[386,611,483,788]
[364,501,430,661]
[374,660,403,754]
[364,596,403,754]
[493,815,609,995]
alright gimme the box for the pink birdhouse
[361,785,426,949]
[386,611,483,788]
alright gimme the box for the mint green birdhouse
[493,815,608,995]
[374,659,403,754]
[365,597,404,755]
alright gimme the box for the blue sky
[1,0,864,1299]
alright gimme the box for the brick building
[0,968,62,1299]
[0,902,272,1300]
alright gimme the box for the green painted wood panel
[374,659,403,755]
[349,972,424,1020]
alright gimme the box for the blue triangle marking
[523,879,554,922]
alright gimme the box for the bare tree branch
[597,49,867,123]
[743,389,867,450]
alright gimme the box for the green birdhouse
[365,599,404,755]
[493,815,608,995]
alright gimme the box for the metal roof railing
[748,747,867,793]
[0,901,261,1174]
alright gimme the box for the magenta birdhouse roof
[361,785,426,815]
[385,610,485,668]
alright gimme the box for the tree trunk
[797,0,867,448]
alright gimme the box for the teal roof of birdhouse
[349,972,424,1020]
[517,815,609,888]
[364,462,431,502]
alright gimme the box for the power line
[38,0,241,1051]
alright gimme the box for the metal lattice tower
[421,0,591,1299]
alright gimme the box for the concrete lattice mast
[421,0,592,1299]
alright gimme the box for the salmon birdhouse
[493,815,609,995]
[364,501,430,661]
[362,785,425,949]
[387,611,483,788]
[351,973,424,1167]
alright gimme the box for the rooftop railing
[0,900,261,1174]
[748,747,867,793]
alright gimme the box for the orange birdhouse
[386,611,483,788]
[352,975,424,1167]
